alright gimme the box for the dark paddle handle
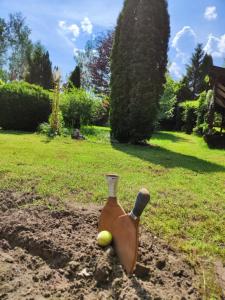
[130,188,150,220]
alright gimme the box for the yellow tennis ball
[97,231,112,247]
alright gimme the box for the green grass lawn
[0,127,224,293]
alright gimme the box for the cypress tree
[110,0,138,143]
[42,51,54,90]
[26,42,43,85]
[111,0,170,143]
[68,66,81,89]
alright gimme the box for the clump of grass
[81,125,110,143]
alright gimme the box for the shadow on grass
[0,130,32,135]
[0,129,56,143]
[152,131,188,143]
[112,142,225,173]
[41,136,55,144]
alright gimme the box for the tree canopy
[26,42,54,90]
[68,66,81,89]
[185,44,213,99]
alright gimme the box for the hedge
[0,81,52,131]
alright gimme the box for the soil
[0,190,202,300]
[215,261,225,298]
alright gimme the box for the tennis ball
[97,230,112,247]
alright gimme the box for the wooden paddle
[112,188,150,274]
[98,174,125,232]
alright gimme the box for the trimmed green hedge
[0,81,51,131]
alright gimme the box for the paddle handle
[106,174,119,197]
[129,188,150,220]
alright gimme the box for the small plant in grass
[49,68,64,136]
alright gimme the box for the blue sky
[0,0,225,80]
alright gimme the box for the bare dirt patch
[0,190,201,299]
[215,261,225,298]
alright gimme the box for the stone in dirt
[0,190,202,299]
[155,258,166,270]
[135,263,150,279]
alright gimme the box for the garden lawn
[0,127,224,262]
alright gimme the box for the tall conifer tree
[42,51,54,90]
[110,0,170,143]
[185,44,213,98]
[26,42,53,90]
[68,66,81,89]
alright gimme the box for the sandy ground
[0,190,204,299]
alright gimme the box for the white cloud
[204,33,225,58]
[218,36,225,55]
[172,26,197,51]
[81,17,93,34]
[169,62,182,79]
[59,21,66,29]
[58,20,80,39]
[204,6,217,21]
[172,26,197,63]
[68,24,80,38]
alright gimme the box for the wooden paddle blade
[98,197,125,232]
[112,188,150,274]
[112,215,139,274]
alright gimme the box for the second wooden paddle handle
[130,188,150,220]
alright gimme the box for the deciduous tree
[89,31,113,95]
[0,18,9,68]
[8,13,32,80]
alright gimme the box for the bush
[158,75,179,130]
[91,97,110,126]
[38,122,70,137]
[204,133,225,149]
[61,88,96,129]
[37,122,52,135]
[194,91,210,135]
[180,100,199,134]
[0,81,51,131]
[0,69,8,82]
